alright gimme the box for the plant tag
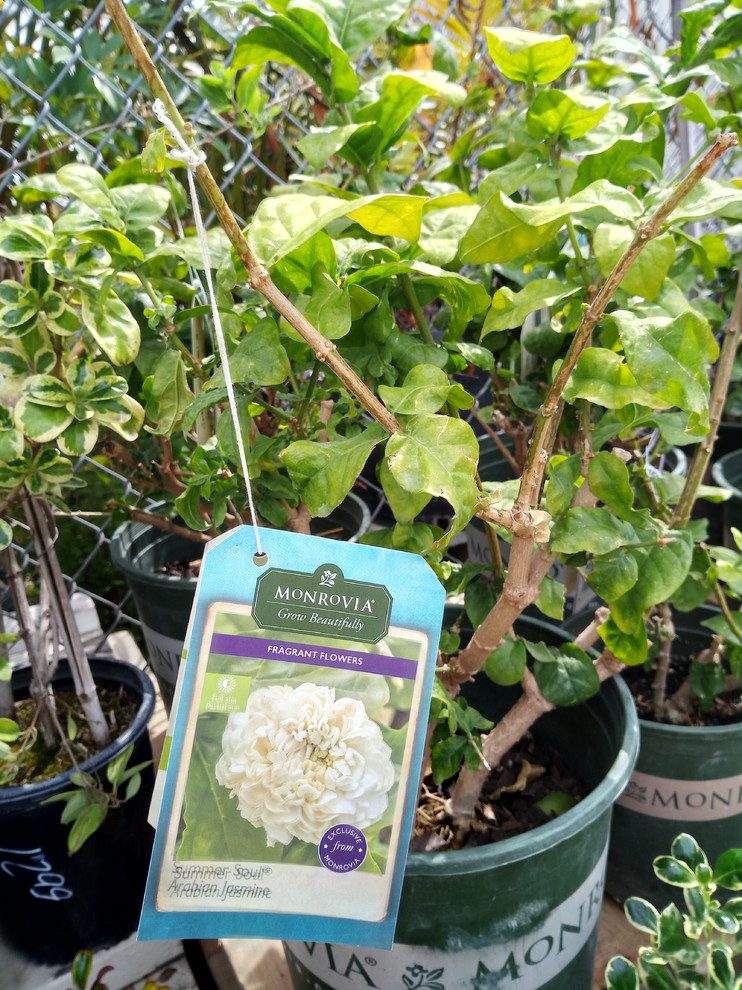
[138,525,444,949]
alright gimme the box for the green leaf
[482,279,581,337]
[348,260,490,338]
[347,70,466,164]
[57,164,123,230]
[465,578,497,630]
[715,848,742,890]
[612,310,717,432]
[657,903,688,954]
[379,364,473,415]
[533,643,600,706]
[604,955,640,990]
[280,424,387,516]
[144,349,193,435]
[708,908,739,935]
[479,151,550,198]
[653,855,697,887]
[67,799,106,854]
[174,485,211,532]
[33,448,74,484]
[80,291,140,366]
[484,635,526,686]
[550,506,637,555]
[418,205,479,267]
[386,414,479,543]
[526,90,609,141]
[109,184,171,230]
[250,193,424,266]
[663,177,742,225]
[588,451,637,520]
[234,5,357,103]
[0,215,54,260]
[679,2,722,64]
[14,173,64,205]
[348,195,424,242]
[152,228,232,270]
[460,191,566,265]
[142,129,167,172]
[461,183,640,266]
[593,224,675,301]
[281,267,351,342]
[24,374,72,407]
[14,394,72,443]
[0,717,19,742]
[71,950,93,990]
[378,458,431,523]
[535,574,565,620]
[0,518,12,552]
[625,897,660,935]
[431,733,469,784]
[298,124,364,169]
[76,228,144,262]
[294,0,413,57]
[58,418,99,457]
[485,27,576,84]
[228,317,291,384]
[564,347,668,409]
[589,550,640,602]
[690,660,726,710]
[598,616,648,666]
[545,455,581,517]
[671,833,707,871]
[709,943,735,989]
[106,743,134,786]
[610,532,694,634]
[637,957,679,990]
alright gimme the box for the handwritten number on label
[0,847,73,900]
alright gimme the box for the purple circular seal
[318,824,367,873]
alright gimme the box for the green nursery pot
[608,717,742,905]
[284,674,638,990]
[564,605,742,905]
[110,494,371,709]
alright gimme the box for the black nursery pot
[0,657,156,967]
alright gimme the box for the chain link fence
[0,0,704,657]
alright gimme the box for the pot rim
[712,449,742,499]
[636,712,742,739]
[405,675,639,876]
[1,656,155,805]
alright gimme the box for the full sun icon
[216,674,237,694]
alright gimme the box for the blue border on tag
[138,526,444,949]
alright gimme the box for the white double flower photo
[215,682,395,848]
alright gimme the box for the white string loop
[152,100,265,561]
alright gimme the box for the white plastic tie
[152,100,265,562]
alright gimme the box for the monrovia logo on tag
[253,564,392,643]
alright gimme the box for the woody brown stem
[651,602,675,719]
[128,508,212,543]
[455,133,739,683]
[518,132,739,512]
[21,495,110,749]
[103,0,401,437]
[449,648,623,829]
[4,546,57,747]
